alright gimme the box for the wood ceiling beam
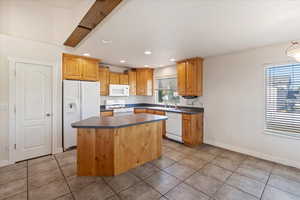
[64,0,123,47]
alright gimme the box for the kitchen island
[71,114,168,176]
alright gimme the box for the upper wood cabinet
[62,53,100,81]
[119,74,129,85]
[128,70,136,95]
[136,68,153,96]
[177,57,203,97]
[99,67,110,96]
[109,72,120,84]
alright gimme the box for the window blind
[265,64,300,134]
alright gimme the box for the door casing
[8,58,61,164]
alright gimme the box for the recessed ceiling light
[102,40,112,44]
[83,53,90,56]
[144,50,152,55]
[120,60,126,63]
[144,65,149,67]
[169,58,176,62]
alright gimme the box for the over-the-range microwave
[109,84,130,96]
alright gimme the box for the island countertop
[71,113,168,129]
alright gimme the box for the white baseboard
[0,160,14,167]
[205,139,300,169]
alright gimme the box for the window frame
[154,76,180,105]
[264,64,300,140]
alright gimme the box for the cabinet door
[81,59,99,81]
[186,60,199,96]
[182,118,192,144]
[146,109,156,114]
[109,72,120,84]
[136,69,153,96]
[128,71,136,95]
[177,62,186,96]
[99,67,109,96]
[101,111,113,117]
[63,55,82,80]
[134,108,147,113]
[119,74,129,85]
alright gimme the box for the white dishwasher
[166,112,183,142]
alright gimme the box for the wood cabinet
[99,67,110,96]
[109,72,120,84]
[128,70,137,95]
[119,74,129,85]
[182,113,203,146]
[177,58,203,97]
[136,68,153,96]
[101,111,113,117]
[62,53,100,81]
[134,108,147,114]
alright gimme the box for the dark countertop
[100,103,204,114]
[71,114,168,129]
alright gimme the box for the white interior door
[15,62,52,161]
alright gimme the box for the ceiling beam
[64,0,123,47]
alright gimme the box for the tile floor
[1,139,300,200]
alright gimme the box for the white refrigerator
[63,80,100,150]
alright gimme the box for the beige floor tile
[272,164,300,183]
[0,167,27,185]
[151,156,176,169]
[29,180,69,200]
[145,171,181,194]
[211,156,241,171]
[0,179,27,200]
[198,145,225,156]
[268,174,300,197]
[185,172,223,196]
[119,182,161,200]
[28,168,64,189]
[0,162,27,174]
[130,163,160,179]
[28,159,58,176]
[220,151,247,162]
[105,195,120,200]
[242,157,275,172]
[163,151,186,161]
[67,176,100,192]
[200,163,232,182]
[103,172,141,193]
[1,192,27,200]
[73,180,114,200]
[236,165,270,183]
[262,186,300,200]
[178,156,207,170]
[165,183,209,200]
[193,151,216,162]
[214,184,258,200]
[61,164,77,178]
[164,163,196,180]
[55,194,74,200]
[28,155,54,166]
[226,173,265,198]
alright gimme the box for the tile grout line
[259,170,272,200]
[53,155,76,200]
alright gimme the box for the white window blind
[265,64,300,135]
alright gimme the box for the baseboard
[204,139,300,169]
[0,160,14,167]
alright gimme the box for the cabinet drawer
[101,111,113,117]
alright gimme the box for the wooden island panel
[77,121,163,176]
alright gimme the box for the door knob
[46,113,51,117]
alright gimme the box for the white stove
[105,100,134,116]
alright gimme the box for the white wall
[0,34,71,165]
[203,43,300,168]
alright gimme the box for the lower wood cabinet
[182,113,203,146]
[101,111,113,117]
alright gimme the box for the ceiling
[73,0,300,68]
